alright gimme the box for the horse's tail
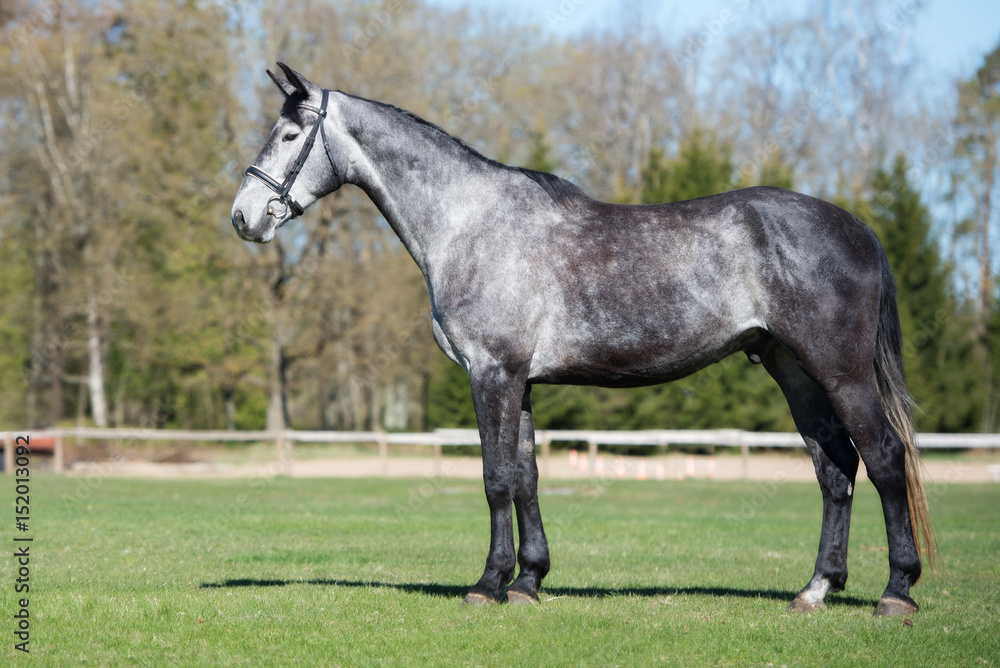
[872,244,940,570]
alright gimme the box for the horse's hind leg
[761,342,859,613]
[506,387,550,604]
[823,373,922,616]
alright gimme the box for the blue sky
[425,0,1000,81]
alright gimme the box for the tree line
[1,0,998,436]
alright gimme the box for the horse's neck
[340,96,503,275]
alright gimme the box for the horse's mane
[344,92,587,207]
[516,168,587,206]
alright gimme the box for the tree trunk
[266,334,289,432]
[224,387,237,431]
[977,148,994,358]
[26,221,47,428]
[85,276,108,427]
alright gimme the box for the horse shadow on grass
[200,578,873,608]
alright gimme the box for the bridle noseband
[244,88,331,221]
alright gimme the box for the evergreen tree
[642,128,735,203]
[858,156,978,431]
[526,129,559,174]
[425,357,477,429]
[868,157,948,327]
[752,157,795,190]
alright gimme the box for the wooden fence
[4,427,1000,478]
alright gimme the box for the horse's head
[231,63,345,243]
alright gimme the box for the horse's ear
[276,62,319,96]
[267,69,297,98]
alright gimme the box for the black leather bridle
[244,88,331,220]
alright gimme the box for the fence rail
[5,427,1000,478]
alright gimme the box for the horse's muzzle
[231,209,247,236]
[231,209,267,242]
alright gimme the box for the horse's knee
[483,475,515,509]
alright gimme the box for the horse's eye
[282,132,300,142]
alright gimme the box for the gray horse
[231,64,936,616]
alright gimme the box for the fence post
[541,431,551,479]
[277,431,291,476]
[54,434,64,473]
[3,432,12,474]
[434,439,442,475]
[377,431,388,477]
[588,439,598,479]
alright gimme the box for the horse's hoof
[788,597,826,614]
[461,593,497,607]
[505,589,538,605]
[874,597,917,617]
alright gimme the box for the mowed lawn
[3,471,998,666]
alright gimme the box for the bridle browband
[243,88,332,221]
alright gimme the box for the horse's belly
[527,320,759,388]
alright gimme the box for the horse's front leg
[506,386,550,604]
[462,361,528,606]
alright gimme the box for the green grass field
[2,472,997,666]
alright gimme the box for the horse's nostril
[232,210,246,232]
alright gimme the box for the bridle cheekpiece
[243,88,330,221]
